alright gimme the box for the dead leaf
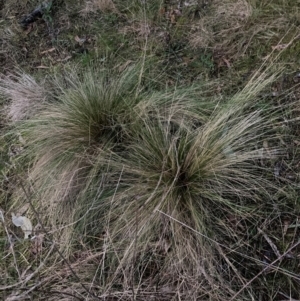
[170,13,176,24]
[75,35,86,46]
[11,213,32,239]
[31,233,44,255]
[293,140,300,146]
[167,9,182,24]
[159,7,166,16]
[173,9,182,17]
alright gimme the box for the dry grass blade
[229,238,300,301]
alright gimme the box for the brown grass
[188,0,299,65]
[0,73,47,122]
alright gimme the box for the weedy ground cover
[0,0,300,300]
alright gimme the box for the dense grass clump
[72,73,286,300]
[1,0,300,299]
[1,64,295,299]
[1,65,215,248]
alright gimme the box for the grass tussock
[1,0,300,299]
[75,73,283,300]
[1,64,295,300]
[4,65,215,245]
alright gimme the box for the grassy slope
[1,0,300,300]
